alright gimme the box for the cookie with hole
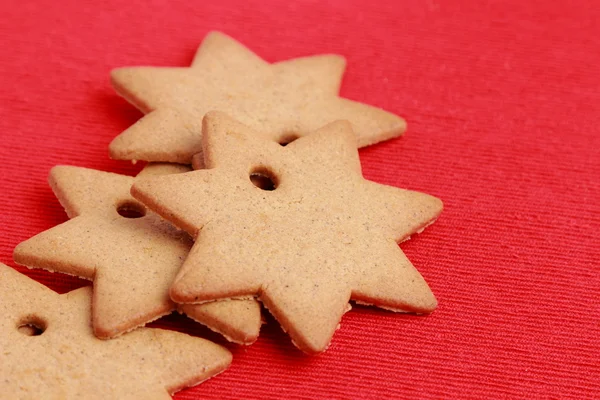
[13,163,262,343]
[109,30,406,164]
[0,263,231,399]
[131,111,442,354]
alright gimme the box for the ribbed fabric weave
[0,1,598,398]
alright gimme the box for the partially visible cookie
[131,112,441,354]
[0,263,231,399]
[13,163,261,343]
[109,31,406,164]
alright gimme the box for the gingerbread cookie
[110,31,406,164]
[13,163,261,343]
[131,112,442,354]
[0,263,231,399]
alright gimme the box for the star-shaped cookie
[13,163,261,343]
[110,31,406,164]
[0,263,231,399]
[131,112,442,354]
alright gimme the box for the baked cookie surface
[132,112,442,354]
[110,31,406,164]
[0,263,231,399]
[13,163,261,343]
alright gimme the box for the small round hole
[278,134,299,147]
[117,201,146,219]
[249,167,278,191]
[17,316,47,336]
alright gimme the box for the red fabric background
[1,0,598,398]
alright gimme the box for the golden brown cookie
[0,263,231,399]
[13,163,261,343]
[110,31,406,164]
[131,112,442,354]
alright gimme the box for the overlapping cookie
[13,163,261,343]
[0,25,446,400]
[0,263,231,399]
[110,31,406,164]
[131,112,442,354]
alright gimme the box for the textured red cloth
[1,0,599,398]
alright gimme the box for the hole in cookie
[278,134,299,147]
[117,201,146,219]
[17,316,47,336]
[250,167,278,191]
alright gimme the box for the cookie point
[48,164,69,178]
[92,324,114,340]
[129,179,150,200]
[169,280,193,304]
[108,137,133,162]
[109,67,129,88]
[295,334,331,355]
[108,137,122,157]
[331,54,347,69]
[377,114,407,142]
[423,194,444,218]
[12,241,28,264]
[242,327,260,345]
[433,196,444,214]
[385,115,407,138]
[203,110,226,122]
[417,286,438,313]
[429,296,439,311]
[204,30,229,40]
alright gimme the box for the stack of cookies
[3,32,442,398]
